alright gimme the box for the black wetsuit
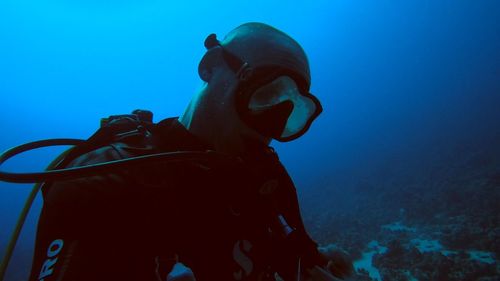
[28,118,323,281]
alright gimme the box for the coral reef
[304,139,500,280]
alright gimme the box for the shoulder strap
[56,109,155,169]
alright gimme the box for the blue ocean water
[1,1,499,280]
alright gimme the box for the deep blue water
[1,1,499,280]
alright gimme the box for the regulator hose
[0,145,73,281]
[0,139,234,184]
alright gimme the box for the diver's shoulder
[67,145,125,167]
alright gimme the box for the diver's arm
[273,168,325,265]
[273,168,353,280]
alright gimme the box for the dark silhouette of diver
[27,22,353,281]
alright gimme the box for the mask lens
[248,76,320,140]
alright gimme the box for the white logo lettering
[38,239,64,280]
[233,240,253,280]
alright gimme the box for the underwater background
[1,1,499,280]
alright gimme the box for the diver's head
[180,22,322,154]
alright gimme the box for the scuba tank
[0,110,234,281]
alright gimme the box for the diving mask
[202,33,322,141]
[244,75,322,142]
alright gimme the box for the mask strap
[204,33,253,81]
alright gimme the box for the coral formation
[304,139,500,280]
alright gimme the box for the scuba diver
[8,22,353,281]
